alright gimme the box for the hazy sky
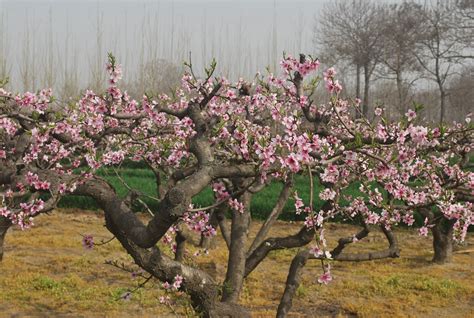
[0,0,336,90]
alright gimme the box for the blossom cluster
[182,209,217,237]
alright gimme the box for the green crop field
[58,168,366,221]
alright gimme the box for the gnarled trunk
[0,216,11,262]
[104,211,250,317]
[76,178,250,317]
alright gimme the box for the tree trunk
[216,204,231,249]
[396,71,405,117]
[0,216,11,262]
[174,231,186,262]
[75,178,250,318]
[439,88,446,124]
[363,63,370,118]
[277,250,310,318]
[431,219,455,264]
[222,191,251,303]
[355,64,361,118]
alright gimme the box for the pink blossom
[319,188,336,201]
[323,67,336,81]
[229,198,245,213]
[321,165,339,184]
[318,271,333,285]
[325,79,342,94]
[294,192,304,214]
[106,61,122,85]
[419,226,429,237]
[405,109,417,121]
[402,213,415,226]
[82,234,94,249]
[309,246,323,257]
[284,153,301,173]
[409,126,428,145]
[212,182,229,200]
[102,150,125,165]
[0,118,18,135]
[159,296,171,305]
[173,275,183,290]
[304,212,324,228]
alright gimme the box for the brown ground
[1,209,473,317]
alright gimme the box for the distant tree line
[315,0,474,123]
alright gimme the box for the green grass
[59,167,351,220]
[55,166,429,225]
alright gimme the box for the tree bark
[247,180,292,256]
[439,88,446,124]
[431,219,455,264]
[276,250,310,318]
[222,191,251,303]
[215,204,231,249]
[244,226,315,278]
[328,225,400,261]
[277,225,400,317]
[71,166,215,249]
[356,63,361,101]
[175,230,186,262]
[0,216,11,262]
[105,213,250,317]
[396,71,405,116]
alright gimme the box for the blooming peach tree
[0,53,472,317]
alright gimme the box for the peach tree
[0,54,472,317]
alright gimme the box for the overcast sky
[0,0,405,90]
[0,0,328,88]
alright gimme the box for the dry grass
[1,209,473,317]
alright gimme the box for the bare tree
[316,0,385,117]
[448,65,474,118]
[89,6,105,92]
[452,0,474,46]
[0,11,10,83]
[19,12,38,92]
[415,1,470,123]
[124,58,182,97]
[377,2,424,116]
[40,6,57,91]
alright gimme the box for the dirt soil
[1,209,473,317]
